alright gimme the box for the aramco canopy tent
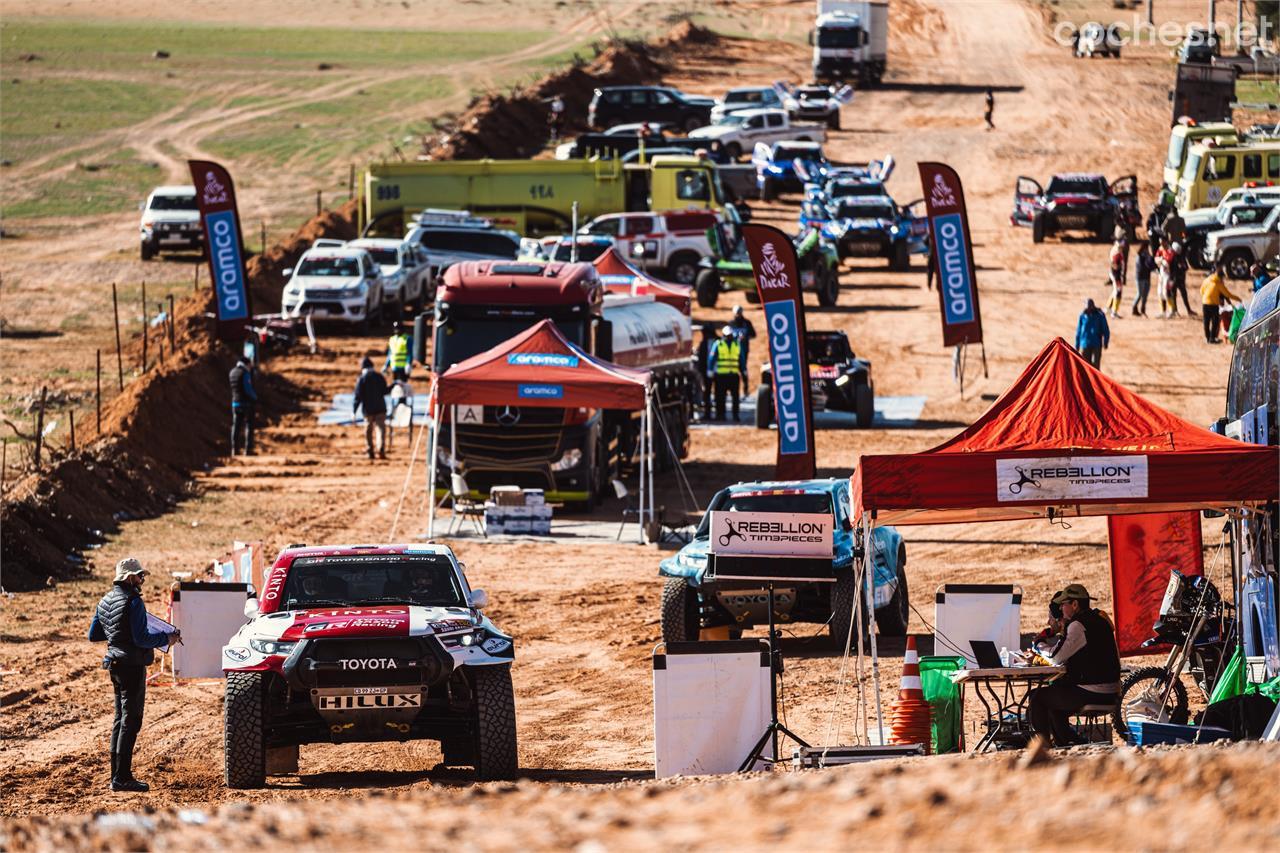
[593,247,693,315]
[426,319,655,540]
[852,337,1279,526]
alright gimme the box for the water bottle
[999,646,1010,667]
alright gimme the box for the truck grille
[456,424,563,463]
[299,637,450,688]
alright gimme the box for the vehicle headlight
[676,551,708,569]
[249,639,297,655]
[550,448,583,471]
[834,373,851,387]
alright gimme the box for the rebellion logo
[996,455,1149,503]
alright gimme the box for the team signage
[188,159,252,341]
[996,455,1150,503]
[709,511,832,558]
[918,163,983,348]
[742,223,817,480]
[507,352,579,368]
[518,383,563,399]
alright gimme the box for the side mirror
[243,597,260,619]
[468,589,489,610]
[283,267,294,278]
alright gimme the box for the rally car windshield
[806,335,851,363]
[831,182,885,198]
[1045,176,1107,196]
[836,202,894,220]
[695,492,832,538]
[282,554,466,609]
[774,145,822,162]
[298,256,362,277]
[795,88,830,99]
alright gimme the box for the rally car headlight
[677,551,708,569]
[550,448,582,471]
[249,639,297,655]
[834,374,851,387]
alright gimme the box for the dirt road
[2,0,1262,847]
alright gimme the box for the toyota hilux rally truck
[1010,173,1138,243]
[221,544,516,787]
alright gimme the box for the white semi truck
[810,0,888,85]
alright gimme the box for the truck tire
[684,115,703,133]
[755,383,774,429]
[816,265,838,306]
[1032,212,1047,243]
[875,546,910,636]
[1097,212,1116,242]
[829,568,868,648]
[224,672,267,789]
[695,269,720,307]
[724,142,742,161]
[667,252,701,286]
[472,664,518,781]
[1223,248,1253,280]
[855,383,874,429]
[661,578,701,644]
[760,177,778,202]
[140,241,155,261]
[890,241,910,272]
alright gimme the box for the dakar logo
[929,174,956,210]
[757,242,790,290]
[202,170,229,206]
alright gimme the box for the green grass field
[0,19,574,219]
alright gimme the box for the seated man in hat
[1026,584,1121,746]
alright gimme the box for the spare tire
[695,269,720,307]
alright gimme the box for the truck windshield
[298,256,362,277]
[418,230,520,258]
[551,242,612,262]
[434,316,588,370]
[1046,176,1107,196]
[695,491,833,538]
[282,554,466,609]
[816,28,863,48]
[831,182,885,198]
[836,201,894,220]
[774,145,822,163]
[148,194,198,211]
[1182,152,1203,183]
[725,89,769,105]
[366,248,400,266]
[1166,132,1188,172]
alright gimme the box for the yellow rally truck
[1176,139,1280,212]
[361,155,733,237]
[1162,120,1238,189]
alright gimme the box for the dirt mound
[424,24,716,161]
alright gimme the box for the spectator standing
[354,356,390,460]
[228,354,258,455]
[694,323,717,421]
[1200,264,1239,345]
[1155,239,1175,317]
[1170,241,1196,317]
[707,324,745,422]
[1106,236,1127,318]
[1132,241,1154,316]
[728,305,756,395]
[1075,298,1110,369]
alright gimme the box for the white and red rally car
[221,543,516,787]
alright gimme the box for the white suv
[139,185,202,261]
[1206,205,1280,280]
[347,237,432,315]
[281,247,385,325]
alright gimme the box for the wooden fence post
[96,349,102,433]
[193,263,200,292]
[34,387,46,469]
[168,294,176,351]
[112,283,124,390]
[316,190,322,216]
[69,410,76,452]
[141,280,148,372]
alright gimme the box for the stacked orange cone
[887,636,932,755]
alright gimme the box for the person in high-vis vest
[384,321,412,382]
[707,324,745,422]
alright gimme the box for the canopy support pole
[638,394,647,544]
[426,396,441,539]
[980,340,989,379]
[865,515,885,743]
[647,388,656,541]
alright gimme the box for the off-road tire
[829,568,868,647]
[875,546,910,636]
[224,672,267,789]
[755,383,774,429]
[472,664,518,780]
[1115,666,1190,740]
[744,288,761,304]
[855,383,874,429]
[695,269,720,307]
[760,177,778,202]
[140,241,156,261]
[667,252,701,286]
[661,577,701,644]
[1032,212,1047,244]
[816,265,839,306]
[1223,248,1253,280]
[890,241,910,272]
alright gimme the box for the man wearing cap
[707,322,746,422]
[88,558,181,792]
[1026,584,1121,747]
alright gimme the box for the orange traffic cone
[887,636,932,754]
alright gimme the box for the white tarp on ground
[653,641,772,777]
[693,395,927,429]
[171,583,250,679]
[934,583,1022,668]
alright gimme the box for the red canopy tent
[593,248,693,315]
[427,319,656,539]
[852,338,1278,526]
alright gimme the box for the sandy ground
[2,0,1269,848]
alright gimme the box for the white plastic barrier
[934,583,1022,669]
[653,641,772,777]
[170,582,250,679]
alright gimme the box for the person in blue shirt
[229,355,258,455]
[1075,298,1110,369]
[88,558,179,792]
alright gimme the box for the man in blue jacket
[88,558,179,792]
[354,356,390,460]
[228,354,258,455]
[1075,298,1110,369]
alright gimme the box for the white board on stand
[934,584,1022,669]
[170,582,250,679]
[653,641,771,777]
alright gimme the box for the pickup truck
[1175,195,1280,269]
[579,209,720,285]
[689,108,826,161]
[753,140,830,200]
[1205,205,1280,279]
[779,82,852,129]
[588,86,715,132]
[139,185,202,261]
[711,86,784,124]
[658,479,908,645]
[346,237,433,315]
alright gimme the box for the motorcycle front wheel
[1115,666,1190,740]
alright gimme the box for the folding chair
[1070,699,1119,744]
[613,479,640,540]
[446,473,487,537]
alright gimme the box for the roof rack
[414,208,493,228]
